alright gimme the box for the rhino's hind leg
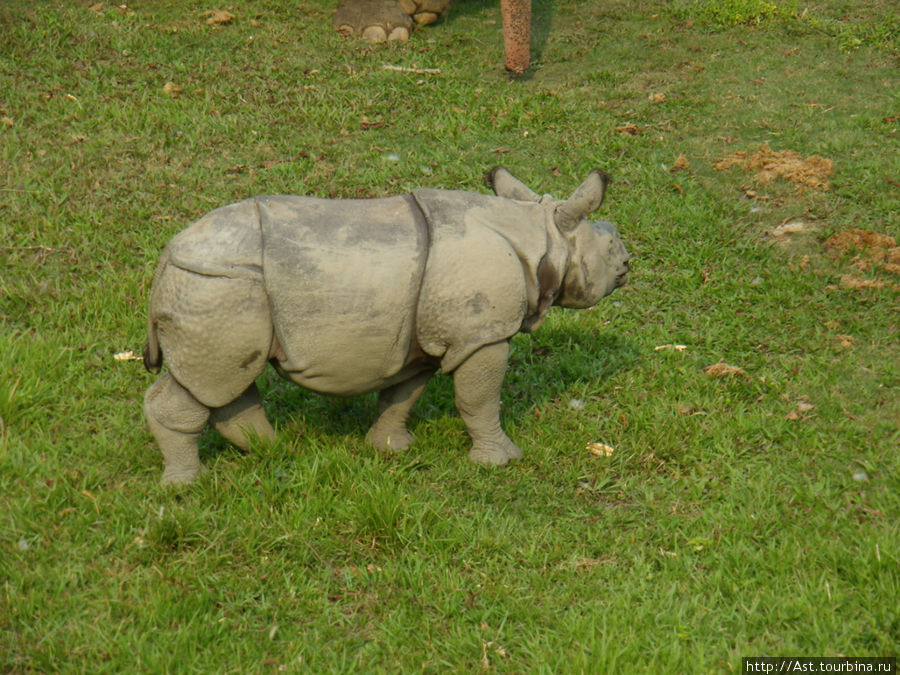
[145,373,211,485]
[210,382,275,451]
[367,368,435,451]
[452,341,523,466]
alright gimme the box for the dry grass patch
[714,142,835,191]
[823,229,900,290]
[824,229,900,275]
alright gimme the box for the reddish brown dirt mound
[714,142,834,190]
[824,229,900,275]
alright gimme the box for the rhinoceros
[142,167,629,484]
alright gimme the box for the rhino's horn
[555,169,610,232]
[486,166,540,202]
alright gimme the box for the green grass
[2,0,898,671]
[669,0,899,52]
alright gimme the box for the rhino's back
[258,194,428,395]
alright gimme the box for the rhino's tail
[143,246,171,374]
[143,336,162,373]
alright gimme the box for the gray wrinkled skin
[143,168,630,484]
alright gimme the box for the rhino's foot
[161,462,209,486]
[334,0,450,42]
[367,370,434,453]
[468,437,522,466]
[399,0,450,26]
[367,424,415,452]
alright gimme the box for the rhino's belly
[259,194,428,396]
[278,357,431,397]
[272,316,421,396]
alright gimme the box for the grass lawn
[1,0,898,671]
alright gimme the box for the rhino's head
[487,167,630,309]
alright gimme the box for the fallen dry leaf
[360,116,387,130]
[671,154,690,172]
[586,442,615,457]
[786,398,815,420]
[162,82,183,97]
[1,116,13,127]
[648,92,667,104]
[676,405,708,416]
[655,344,688,352]
[615,122,641,136]
[703,362,748,379]
[114,350,142,361]
[741,187,768,201]
[88,2,104,12]
[770,220,813,239]
[202,9,235,25]
[837,334,855,348]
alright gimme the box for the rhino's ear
[555,169,610,232]
[485,166,540,202]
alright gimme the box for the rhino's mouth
[614,259,629,288]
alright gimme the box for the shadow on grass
[504,327,641,417]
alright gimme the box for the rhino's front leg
[367,368,436,451]
[453,341,522,466]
